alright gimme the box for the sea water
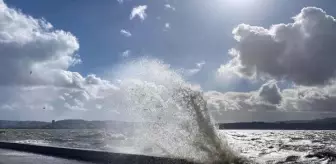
[1,129,336,163]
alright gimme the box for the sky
[2,0,336,122]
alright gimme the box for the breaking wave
[111,58,246,163]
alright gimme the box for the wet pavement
[0,149,93,164]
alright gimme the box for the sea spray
[111,58,245,163]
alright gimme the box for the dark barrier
[0,141,195,164]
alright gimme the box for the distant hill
[218,117,336,130]
[0,120,48,129]
[42,119,135,130]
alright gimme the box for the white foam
[109,58,239,163]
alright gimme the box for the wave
[112,58,247,163]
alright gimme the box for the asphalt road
[0,149,93,164]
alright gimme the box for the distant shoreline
[0,119,136,130]
[1,117,336,130]
[218,117,336,130]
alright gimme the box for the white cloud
[196,61,205,68]
[121,50,130,57]
[0,0,114,89]
[216,57,241,84]
[164,4,175,11]
[186,69,201,76]
[130,5,147,21]
[222,7,336,86]
[205,79,336,114]
[117,0,123,4]
[280,83,336,112]
[0,0,119,120]
[212,7,336,116]
[0,0,116,91]
[163,23,171,32]
[120,29,132,37]
[0,58,195,120]
[205,80,281,113]
[165,23,170,29]
[185,61,206,76]
[0,1,81,87]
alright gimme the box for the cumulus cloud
[0,0,120,120]
[0,83,120,120]
[117,0,123,4]
[0,1,178,121]
[258,80,282,104]
[211,6,336,117]
[216,56,242,86]
[205,79,336,114]
[205,80,281,113]
[0,1,82,87]
[0,0,111,89]
[120,29,132,37]
[0,0,114,89]
[222,7,336,86]
[280,83,336,112]
[0,56,194,121]
[130,5,147,21]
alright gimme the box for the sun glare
[223,0,255,7]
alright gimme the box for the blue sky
[2,0,336,121]
[6,0,336,91]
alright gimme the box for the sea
[0,129,336,164]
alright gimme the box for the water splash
[111,58,245,163]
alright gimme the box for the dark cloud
[223,7,336,86]
[258,80,282,104]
